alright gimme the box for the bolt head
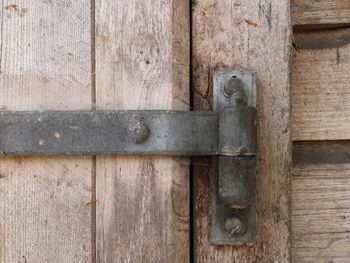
[224,216,246,237]
[129,119,150,144]
[224,78,243,97]
[223,78,247,106]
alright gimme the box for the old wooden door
[291,1,350,262]
[0,0,327,262]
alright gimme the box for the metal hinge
[0,69,256,245]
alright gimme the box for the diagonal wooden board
[94,0,190,262]
[192,1,292,262]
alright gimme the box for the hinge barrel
[219,107,256,156]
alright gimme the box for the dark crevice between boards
[293,140,350,165]
[189,0,194,261]
[293,23,350,49]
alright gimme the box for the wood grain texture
[0,0,93,262]
[0,157,93,262]
[292,44,350,141]
[291,2,350,261]
[95,0,190,262]
[192,1,292,262]
[292,0,350,25]
[292,162,350,262]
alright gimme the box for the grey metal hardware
[211,69,256,245]
[0,110,219,156]
[0,69,256,245]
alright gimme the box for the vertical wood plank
[0,0,93,262]
[95,0,190,262]
[192,1,292,262]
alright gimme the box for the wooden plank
[292,44,350,141]
[292,0,350,25]
[0,1,93,262]
[95,0,190,262]
[192,1,291,262]
[294,258,350,263]
[293,164,350,210]
[293,233,350,261]
[291,2,350,260]
[293,209,350,235]
[292,144,350,262]
[0,157,93,262]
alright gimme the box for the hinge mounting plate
[210,69,256,245]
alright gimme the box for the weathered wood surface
[192,1,292,262]
[0,1,93,262]
[95,0,190,262]
[292,0,350,25]
[292,143,350,262]
[292,43,350,141]
[291,1,350,261]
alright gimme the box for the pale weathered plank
[95,0,190,262]
[293,209,350,235]
[292,148,350,262]
[0,0,93,262]
[293,164,350,210]
[292,44,350,141]
[293,232,350,261]
[0,157,93,262]
[292,0,350,25]
[192,1,291,262]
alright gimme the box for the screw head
[224,216,246,237]
[129,118,150,144]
